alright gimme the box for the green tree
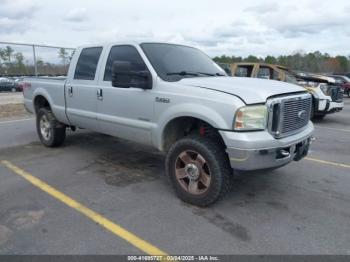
[244,55,260,63]
[14,52,26,74]
[3,46,14,62]
[36,58,44,67]
[0,48,6,62]
[213,51,350,74]
[265,55,277,64]
[335,56,349,73]
[14,52,24,65]
[58,48,68,65]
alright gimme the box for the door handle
[68,86,73,96]
[97,88,103,100]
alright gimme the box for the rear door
[65,46,103,130]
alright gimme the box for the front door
[96,45,154,146]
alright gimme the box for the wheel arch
[159,116,226,152]
[33,94,51,114]
[32,87,58,113]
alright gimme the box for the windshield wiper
[167,71,225,77]
[166,71,199,76]
[190,71,226,76]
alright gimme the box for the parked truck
[229,63,344,119]
[23,42,314,206]
[330,74,350,97]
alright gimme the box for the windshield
[141,43,226,82]
[335,75,350,83]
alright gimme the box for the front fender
[154,103,231,150]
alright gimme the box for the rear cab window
[74,47,103,80]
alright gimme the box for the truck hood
[179,77,305,104]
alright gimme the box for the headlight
[319,84,329,95]
[234,105,267,131]
[304,81,319,87]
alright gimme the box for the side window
[272,70,280,80]
[334,77,344,84]
[218,63,232,76]
[104,45,147,81]
[235,66,253,77]
[257,67,271,79]
[74,47,102,80]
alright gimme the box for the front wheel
[311,103,326,120]
[313,114,326,120]
[166,135,232,206]
[36,108,66,147]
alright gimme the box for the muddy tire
[166,135,233,206]
[36,108,66,147]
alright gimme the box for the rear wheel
[36,108,66,147]
[166,135,232,206]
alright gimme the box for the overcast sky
[1,0,350,58]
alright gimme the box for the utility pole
[32,45,38,77]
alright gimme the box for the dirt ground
[0,93,32,121]
[0,104,31,120]
[0,92,23,105]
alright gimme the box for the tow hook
[279,149,290,157]
[276,149,290,159]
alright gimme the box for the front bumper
[316,100,343,115]
[220,122,314,171]
[326,101,343,113]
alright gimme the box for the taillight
[22,82,31,91]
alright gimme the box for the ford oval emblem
[298,110,307,120]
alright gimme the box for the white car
[297,74,343,119]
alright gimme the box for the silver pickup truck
[23,42,314,206]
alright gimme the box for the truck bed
[23,77,68,124]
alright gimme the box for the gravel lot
[0,92,23,105]
[0,98,349,255]
[0,92,31,120]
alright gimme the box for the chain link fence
[0,42,75,77]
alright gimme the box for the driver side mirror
[112,61,152,89]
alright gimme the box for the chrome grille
[268,93,312,138]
